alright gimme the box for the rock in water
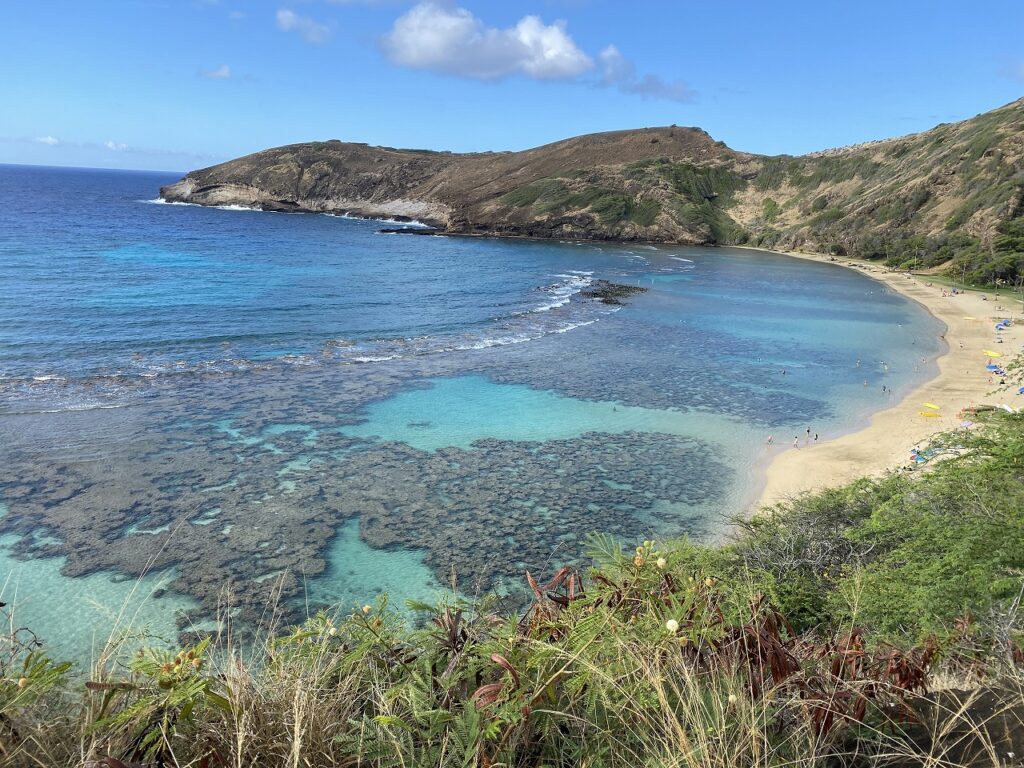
[580,280,648,305]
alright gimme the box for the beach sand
[753,250,1024,510]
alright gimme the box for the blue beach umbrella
[986,363,1001,370]
[1019,387,1024,395]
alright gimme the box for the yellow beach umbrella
[922,402,940,410]
[919,411,942,418]
[983,350,1002,358]
[963,316,977,320]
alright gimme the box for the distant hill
[162,98,1024,284]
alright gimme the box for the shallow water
[303,518,447,613]
[0,165,945,665]
[0,504,198,664]
[339,376,746,451]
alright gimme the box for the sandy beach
[753,249,1024,510]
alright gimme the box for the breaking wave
[0,271,616,409]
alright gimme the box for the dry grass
[3,553,1021,768]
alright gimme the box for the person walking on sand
[767,435,774,445]
[793,436,799,448]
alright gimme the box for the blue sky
[1,0,1022,172]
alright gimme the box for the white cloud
[598,45,693,103]
[380,4,692,102]
[104,140,129,151]
[381,2,592,80]
[200,64,232,79]
[276,9,331,44]
[35,135,60,146]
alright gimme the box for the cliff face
[162,99,1024,276]
[160,127,756,243]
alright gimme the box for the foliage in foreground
[729,411,1024,644]
[1,415,1023,767]
[0,562,959,768]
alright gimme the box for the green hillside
[162,98,1024,285]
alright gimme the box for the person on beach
[767,435,774,445]
[814,433,818,442]
[793,436,799,448]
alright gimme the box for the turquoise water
[340,376,746,452]
[0,505,198,666]
[0,166,946,665]
[304,518,447,613]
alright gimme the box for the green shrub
[501,179,569,209]
[761,198,781,222]
[809,206,845,226]
[4,379,1024,766]
[563,188,661,227]
[734,412,1024,642]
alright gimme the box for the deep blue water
[0,164,629,382]
[0,164,945,661]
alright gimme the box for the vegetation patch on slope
[3,404,1023,766]
[163,98,1024,284]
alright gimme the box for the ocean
[0,164,944,663]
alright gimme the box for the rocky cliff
[162,98,1024,282]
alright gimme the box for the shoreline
[748,247,1023,510]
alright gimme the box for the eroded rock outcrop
[163,99,1024,275]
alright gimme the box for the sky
[1,0,1022,172]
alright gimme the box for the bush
[761,198,781,222]
[3,395,1024,766]
[4,553,954,767]
[733,412,1024,642]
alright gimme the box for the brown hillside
[162,99,1024,280]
